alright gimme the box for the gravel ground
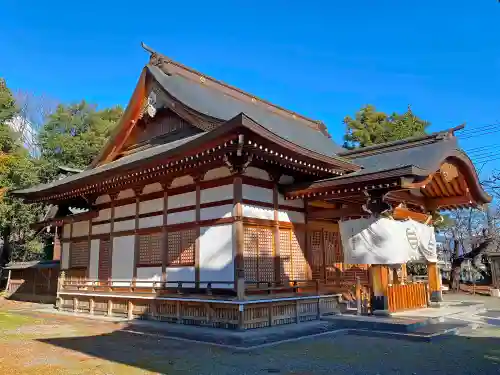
[1,298,500,375]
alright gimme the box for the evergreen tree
[343,105,429,149]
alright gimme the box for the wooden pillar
[161,181,171,283]
[195,176,201,288]
[109,193,118,281]
[133,188,141,279]
[304,199,312,280]
[427,262,443,303]
[272,182,281,284]
[370,265,389,314]
[233,176,245,300]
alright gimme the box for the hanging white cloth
[339,217,438,265]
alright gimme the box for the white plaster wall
[167,210,195,225]
[278,193,304,208]
[61,243,70,269]
[200,185,233,203]
[168,191,196,210]
[136,266,162,287]
[244,167,270,180]
[203,166,231,180]
[114,203,136,219]
[88,239,100,279]
[113,219,136,232]
[139,215,163,229]
[139,198,164,214]
[112,235,135,280]
[117,188,135,200]
[165,267,196,286]
[142,182,163,195]
[278,210,305,223]
[95,194,111,205]
[199,225,234,288]
[171,175,194,188]
[200,205,233,221]
[62,223,71,239]
[242,184,273,203]
[137,266,162,280]
[72,221,89,237]
[93,208,111,222]
[92,223,111,235]
[242,204,274,220]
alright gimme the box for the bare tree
[12,90,58,157]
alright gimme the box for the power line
[457,122,500,136]
[461,129,500,140]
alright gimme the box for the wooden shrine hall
[12,43,491,329]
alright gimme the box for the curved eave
[284,148,491,207]
[404,150,491,207]
[11,113,358,203]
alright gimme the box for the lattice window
[138,232,163,265]
[324,231,343,265]
[243,226,275,282]
[310,230,323,275]
[279,229,306,282]
[291,230,306,280]
[70,241,89,268]
[279,229,292,281]
[98,238,111,280]
[167,229,195,266]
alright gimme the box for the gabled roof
[146,64,345,158]
[92,44,346,167]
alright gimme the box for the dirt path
[1,298,500,375]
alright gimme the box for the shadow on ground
[37,324,500,375]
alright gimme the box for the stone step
[322,314,430,333]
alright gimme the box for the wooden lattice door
[324,230,343,282]
[98,237,111,280]
[243,226,275,282]
[309,230,324,280]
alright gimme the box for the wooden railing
[60,278,321,297]
[387,283,428,312]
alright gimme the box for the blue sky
[1,0,499,176]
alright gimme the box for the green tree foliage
[38,101,123,181]
[0,78,44,264]
[343,105,430,149]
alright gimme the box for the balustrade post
[107,299,113,316]
[56,270,66,309]
[127,300,134,320]
[73,296,78,313]
[89,297,95,315]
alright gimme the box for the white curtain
[339,217,437,265]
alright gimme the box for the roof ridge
[141,42,331,137]
[338,127,461,158]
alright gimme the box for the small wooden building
[11,44,490,328]
[3,260,59,303]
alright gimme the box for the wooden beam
[308,205,364,220]
[426,195,474,210]
[393,207,430,223]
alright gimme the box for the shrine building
[11,44,491,329]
